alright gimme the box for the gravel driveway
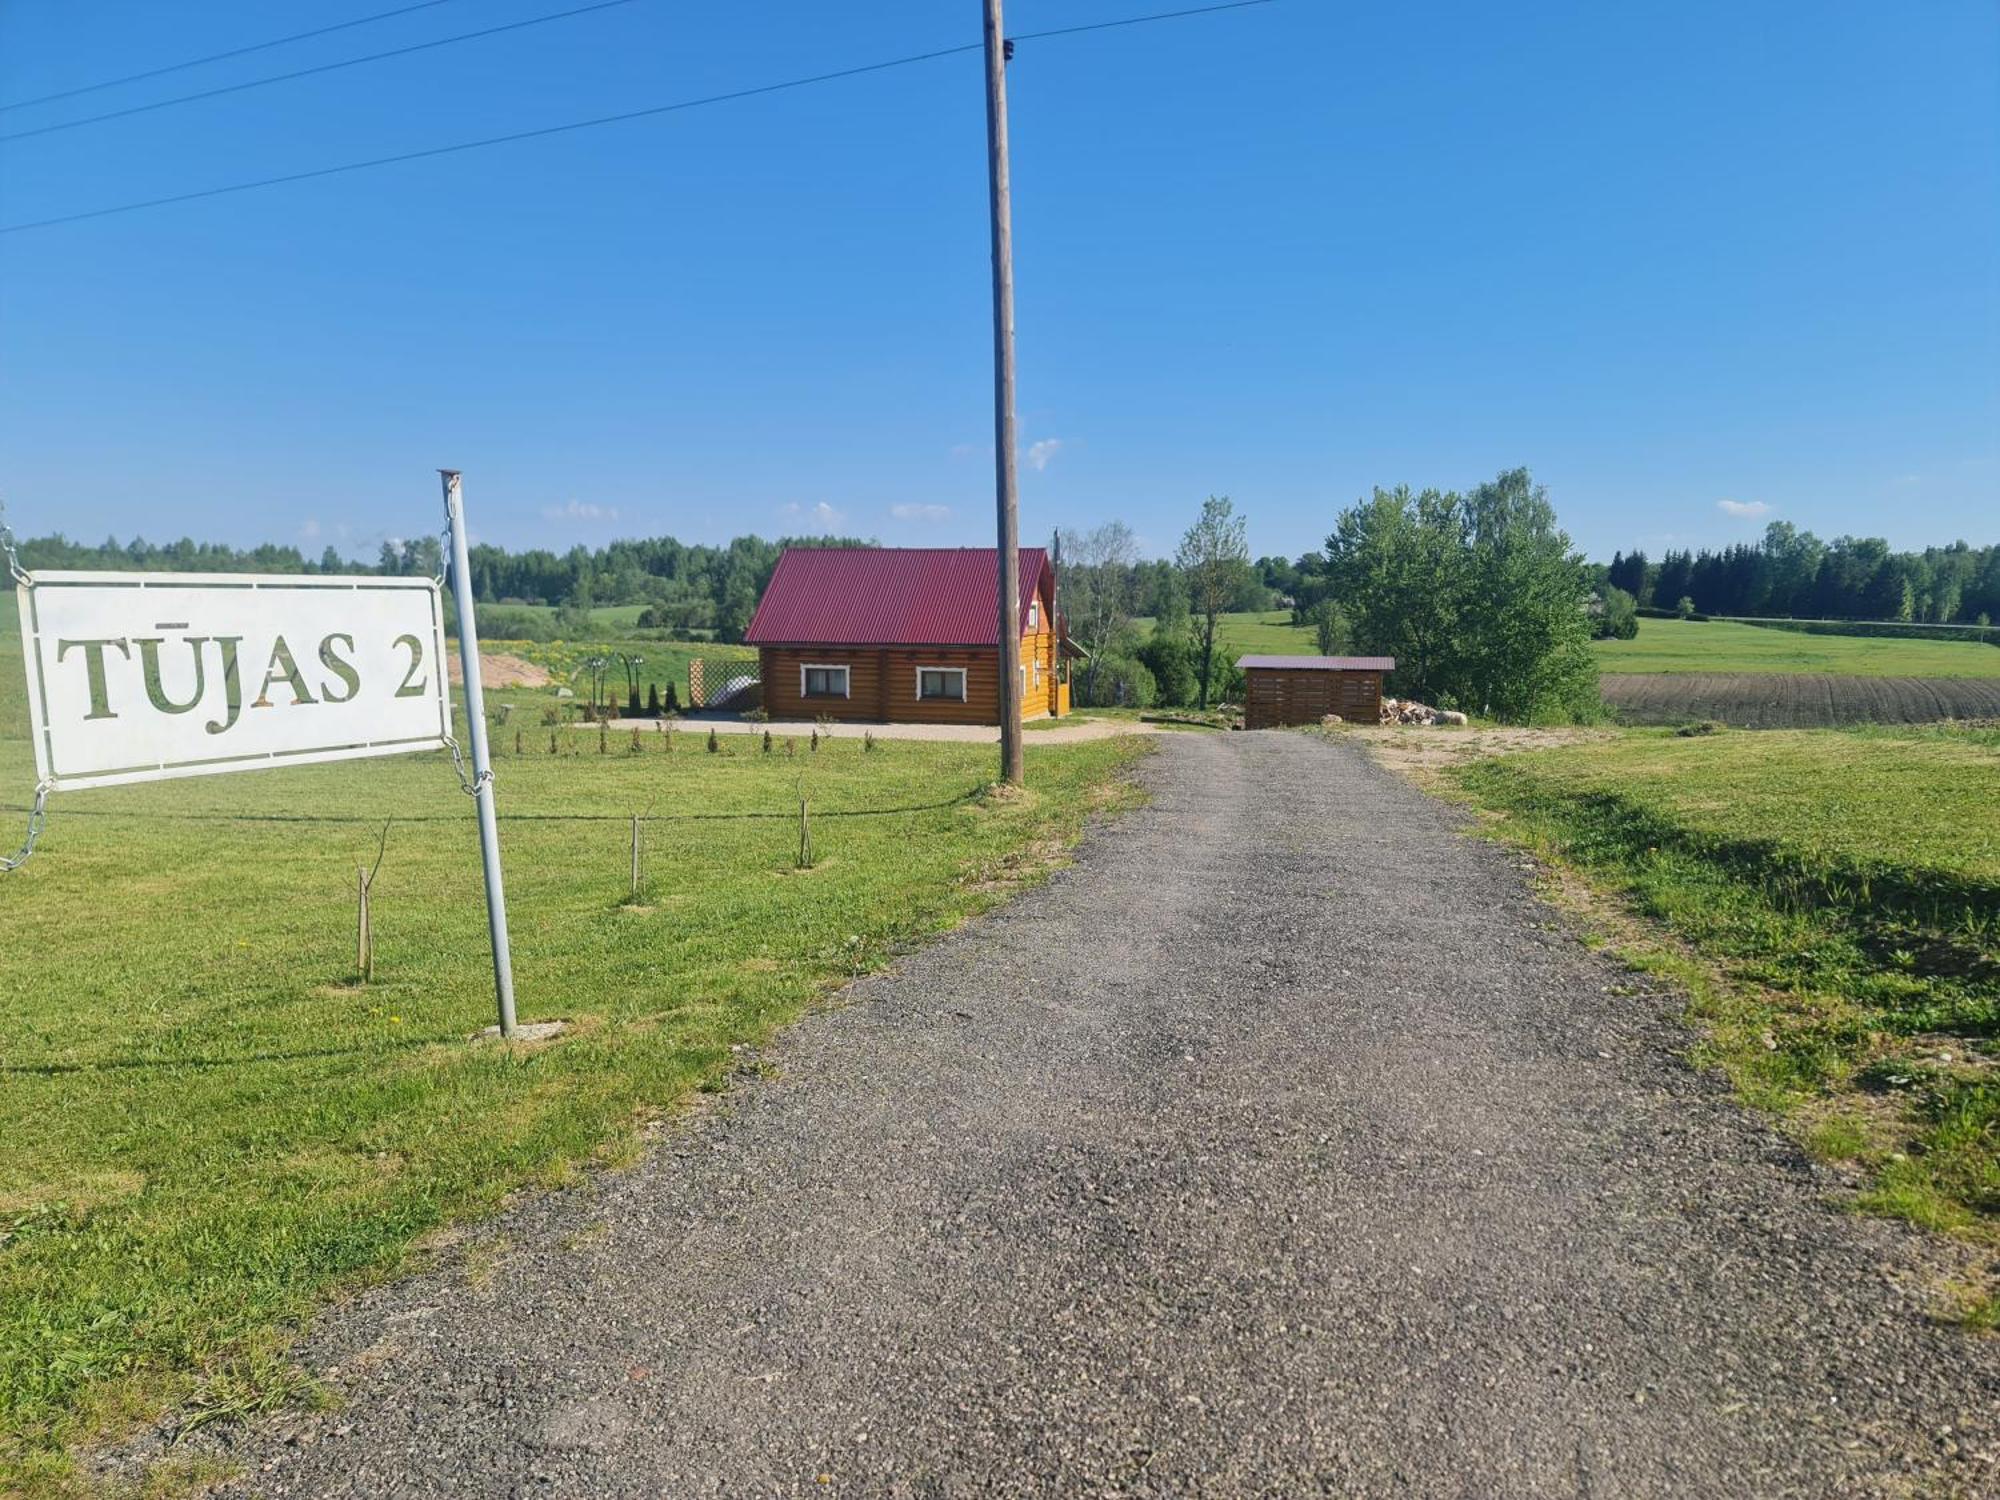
[188,731,1997,1498]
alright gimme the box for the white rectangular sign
[17,572,453,790]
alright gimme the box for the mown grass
[1124,612,2000,683]
[1592,617,2000,677]
[0,608,1149,1494]
[487,636,754,697]
[1130,609,1317,660]
[1451,727,1999,1309]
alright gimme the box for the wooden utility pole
[983,0,1024,785]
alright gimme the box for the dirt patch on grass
[1333,723,1613,788]
[446,651,551,690]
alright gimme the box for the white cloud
[1025,438,1063,472]
[891,503,951,522]
[300,518,321,540]
[1716,499,1771,519]
[781,501,845,527]
[541,498,618,523]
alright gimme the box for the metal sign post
[439,469,520,1039]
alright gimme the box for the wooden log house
[745,547,1069,726]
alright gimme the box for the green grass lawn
[1123,612,2000,680]
[1593,617,2000,676]
[1452,726,1999,1306]
[0,609,1147,1492]
[484,636,754,707]
[1131,610,1318,660]
[480,602,652,632]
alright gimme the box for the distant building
[744,547,1067,725]
[1238,654,1395,728]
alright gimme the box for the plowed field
[1602,672,2000,727]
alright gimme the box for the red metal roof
[1236,654,1397,671]
[745,547,1049,647]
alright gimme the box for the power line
[1012,0,1275,44]
[0,0,644,146]
[0,0,476,115]
[0,1,1277,237]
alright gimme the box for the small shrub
[707,727,720,753]
[810,728,820,753]
[1675,720,1724,737]
[598,722,609,754]
[785,737,797,757]
[540,704,562,726]
[647,683,661,716]
[863,730,876,753]
[629,727,643,755]
[548,731,558,755]
[665,682,680,713]
[763,730,773,754]
[514,729,523,756]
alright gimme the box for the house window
[917,667,966,702]
[801,664,849,699]
[1027,600,1040,629]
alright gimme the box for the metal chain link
[0,497,44,870]
[1,493,31,586]
[443,733,492,797]
[1,781,53,872]
[434,475,485,797]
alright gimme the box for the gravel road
[187,731,1997,1498]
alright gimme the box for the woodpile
[1379,698,1469,727]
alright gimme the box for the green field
[1453,726,1999,1298]
[1130,610,1319,658]
[1592,617,2000,676]
[1127,611,2000,681]
[0,609,1146,1491]
[484,636,754,706]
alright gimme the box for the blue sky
[1,0,1994,566]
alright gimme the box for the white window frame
[800,662,851,700]
[915,665,967,702]
[1027,600,1040,629]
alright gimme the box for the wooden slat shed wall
[1242,665,1386,728]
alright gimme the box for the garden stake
[356,865,371,983]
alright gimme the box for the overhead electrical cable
[0,0,476,115]
[0,0,644,145]
[0,0,1276,237]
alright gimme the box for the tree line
[1059,469,1600,721]
[1601,525,2000,625]
[13,530,871,642]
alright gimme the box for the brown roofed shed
[1238,654,1395,728]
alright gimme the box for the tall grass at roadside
[1451,727,1998,1269]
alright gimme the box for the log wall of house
[754,570,1061,725]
